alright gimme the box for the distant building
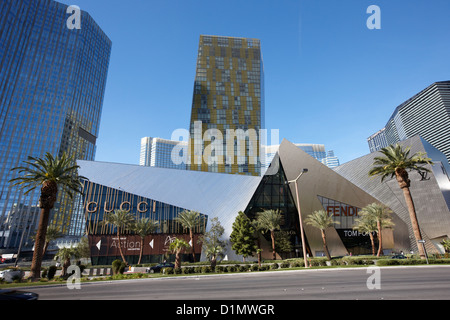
[140,137,187,170]
[187,35,265,176]
[367,128,388,153]
[264,143,340,170]
[322,150,340,168]
[367,81,450,165]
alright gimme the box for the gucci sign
[85,200,153,213]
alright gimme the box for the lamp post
[417,240,429,264]
[288,168,309,268]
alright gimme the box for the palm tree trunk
[117,230,127,265]
[369,233,376,256]
[175,251,181,269]
[271,230,276,260]
[138,237,144,265]
[62,257,71,277]
[30,181,57,280]
[42,241,50,258]
[257,238,262,267]
[395,170,426,259]
[29,207,50,280]
[321,229,331,260]
[190,229,196,262]
[210,256,217,270]
[376,220,383,257]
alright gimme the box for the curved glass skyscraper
[0,0,111,250]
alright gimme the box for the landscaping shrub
[41,267,48,278]
[289,260,304,268]
[250,264,259,271]
[308,259,324,267]
[47,265,57,279]
[258,265,269,271]
[201,266,212,273]
[182,267,194,274]
[239,265,250,272]
[226,265,236,273]
[162,267,174,274]
[376,259,400,266]
[194,266,203,273]
[215,266,225,273]
[280,261,290,268]
[112,259,126,275]
[329,259,340,266]
[174,268,182,274]
[270,263,279,270]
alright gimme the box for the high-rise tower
[188,35,265,176]
[0,0,112,249]
[367,81,450,165]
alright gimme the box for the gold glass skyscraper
[188,35,265,176]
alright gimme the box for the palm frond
[9,152,85,198]
[369,143,434,181]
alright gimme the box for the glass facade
[244,156,310,258]
[188,35,264,176]
[82,180,207,264]
[367,128,389,153]
[0,0,112,249]
[140,137,187,170]
[321,150,340,168]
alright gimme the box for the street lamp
[417,240,429,264]
[287,168,309,268]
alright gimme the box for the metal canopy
[77,160,263,238]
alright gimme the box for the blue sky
[59,0,450,165]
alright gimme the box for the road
[28,265,450,300]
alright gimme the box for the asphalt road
[27,265,450,301]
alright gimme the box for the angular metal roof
[77,160,262,238]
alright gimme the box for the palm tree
[441,239,450,253]
[369,143,432,259]
[169,238,190,269]
[305,210,339,260]
[357,203,395,256]
[175,210,201,262]
[353,212,378,256]
[372,203,395,256]
[102,209,135,265]
[251,220,264,267]
[43,226,63,257]
[132,218,159,265]
[9,152,84,280]
[203,242,226,270]
[198,217,227,269]
[255,209,282,260]
[30,225,63,257]
[54,246,79,277]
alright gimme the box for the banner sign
[88,234,202,257]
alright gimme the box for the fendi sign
[326,205,359,217]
